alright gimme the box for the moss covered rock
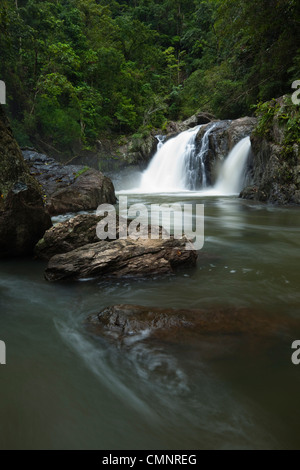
[0,106,51,257]
[240,96,300,204]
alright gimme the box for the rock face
[87,304,294,343]
[166,112,215,135]
[0,106,51,257]
[195,117,257,185]
[23,150,117,215]
[44,236,197,281]
[117,112,216,166]
[240,97,300,204]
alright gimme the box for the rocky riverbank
[0,106,51,257]
[240,96,300,205]
[23,150,117,215]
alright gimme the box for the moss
[74,166,90,179]
[252,98,280,138]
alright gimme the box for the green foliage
[253,99,280,138]
[254,96,300,168]
[1,0,299,151]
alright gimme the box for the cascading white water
[187,123,218,189]
[140,126,200,192]
[124,125,251,195]
[156,135,165,151]
[213,137,251,195]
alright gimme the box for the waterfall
[156,135,165,151]
[140,126,200,192]
[186,123,218,190]
[131,125,251,195]
[213,137,251,195]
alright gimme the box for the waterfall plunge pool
[0,194,300,450]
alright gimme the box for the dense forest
[0,0,299,152]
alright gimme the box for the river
[0,193,299,449]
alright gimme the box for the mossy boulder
[0,106,51,257]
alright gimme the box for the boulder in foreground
[36,214,102,260]
[45,237,197,281]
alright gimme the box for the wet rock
[23,150,117,215]
[35,214,169,261]
[0,106,51,257]
[36,214,102,260]
[44,236,197,282]
[240,97,300,205]
[36,214,130,260]
[87,304,295,343]
[194,117,257,184]
[116,132,159,166]
[120,113,216,166]
[180,112,216,129]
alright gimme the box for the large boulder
[240,96,300,204]
[35,213,131,260]
[0,106,51,257]
[44,236,197,282]
[35,214,102,260]
[23,150,117,215]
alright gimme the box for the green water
[0,195,299,449]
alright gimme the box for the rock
[118,112,216,166]
[240,97,300,205]
[119,133,159,166]
[166,113,215,135]
[0,106,51,257]
[194,117,257,185]
[35,214,102,260]
[44,236,197,282]
[36,213,130,260]
[23,150,117,215]
[180,112,216,129]
[87,304,295,343]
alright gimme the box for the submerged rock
[87,304,295,343]
[44,236,197,282]
[23,150,117,215]
[0,106,51,257]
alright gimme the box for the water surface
[0,195,299,449]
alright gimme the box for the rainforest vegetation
[0,0,299,152]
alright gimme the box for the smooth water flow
[1,198,300,450]
[187,123,218,190]
[138,125,251,195]
[213,137,251,195]
[140,126,200,192]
